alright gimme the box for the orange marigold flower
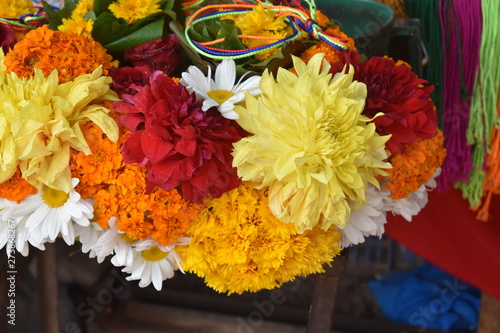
[315,10,330,27]
[385,130,446,199]
[116,211,154,240]
[93,165,150,229]
[4,25,117,83]
[0,169,37,203]
[300,25,356,64]
[113,165,153,238]
[94,187,120,228]
[148,188,202,247]
[70,122,124,197]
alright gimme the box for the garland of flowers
[0,0,446,294]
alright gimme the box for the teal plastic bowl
[315,0,395,48]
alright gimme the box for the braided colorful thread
[0,5,45,29]
[184,0,349,60]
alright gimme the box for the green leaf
[243,40,307,76]
[92,13,129,45]
[83,11,97,20]
[42,0,77,30]
[103,18,165,53]
[57,0,77,18]
[169,20,214,74]
[217,21,245,51]
[93,0,113,16]
[163,0,175,11]
[41,0,58,19]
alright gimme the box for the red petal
[122,131,148,165]
[174,126,197,156]
[140,131,175,164]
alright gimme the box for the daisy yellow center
[208,90,234,104]
[142,246,168,261]
[42,186,69,207]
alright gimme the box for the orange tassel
[473,97,500,221]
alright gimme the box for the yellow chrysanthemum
[0,0,34,19]
[58,0,95,35]
[178,182,342,294]
[59,16,94,36]
[0,51,119,193]
[232,54,391,232]
[108,0,162,24]
[73,0,94,16]
[223,4,293,61]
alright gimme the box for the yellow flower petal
[0,59,119,192]
[233,54,391,231]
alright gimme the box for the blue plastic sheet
[369,262,480,331]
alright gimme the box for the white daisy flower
[341,184,389,247]
[384,168,441,221]
[180,59,261,119]
[75,222,104,255]
[91,217,137,267]
[0,199,45,257]
[121,238,190,291]
[8,178,93,246]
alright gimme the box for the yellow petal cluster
[108,0,162,24]
[223,4,293,61]
[0,0,34,19]
[58,0,95,35]
[232,54,391,232]
[0,52,119,193]
[178,182,342,294]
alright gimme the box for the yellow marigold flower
[4,25,116,83]
[58,0,95,35]
[224,4,293,61]
[0,168,37,203]
[178,182,342,294]
[232,54,391,232]
[0,0,34,19]
[108,0,162,24]
[0,51,119,193]
[385,130,446,199]
[73,0,94,16]
[59,16,94,36]
[300,25,357,64]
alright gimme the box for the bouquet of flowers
[0,0,445,294]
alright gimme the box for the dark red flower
[115,73,245,203]
[330,51,437,155]
[124,34,181,76]
[109,65,154,98]
[0,23,17,55]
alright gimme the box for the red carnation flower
[115,73,245,203]
[330,51,437,155]
[109,65,154,98]
[124,34,181,76]
[0,23,16,54]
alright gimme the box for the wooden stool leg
[478,292,500,332]
[307,253,348,333]
[38,243,60,333]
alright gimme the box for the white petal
[181,66,213,99]
[202,98,220,111]
[215,59,236,91]
[26,205,50,229]
[151,263,164,291]
[234,75,261,95]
